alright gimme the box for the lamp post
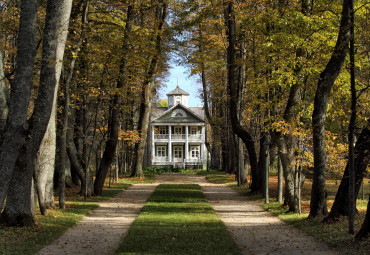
[263,138,271,204]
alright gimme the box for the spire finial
[177,76,179,88]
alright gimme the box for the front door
[173,145,183,162]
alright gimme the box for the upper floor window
[159,126,167,134]
[174,126,182,134]
[190,127,198,134]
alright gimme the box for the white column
[168,125,172,162]
[185,126,189,162]
[151,125,155,161]
[201,126,206,162]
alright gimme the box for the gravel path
[201,183,339,255]
[37,184,157,255]
[37,174,338,255]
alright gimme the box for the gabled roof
[166,85,190,96]
[152,104,204,123]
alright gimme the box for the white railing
[171,134,186,140]
[153,134,202,141]
[152,157,206,165]
[154,134,169,139]
[188,134,202,140]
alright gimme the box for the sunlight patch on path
[201,184,339,255]
[37,184,157,255]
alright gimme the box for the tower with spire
[166,83,190,108]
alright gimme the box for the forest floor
[37,174,339,255]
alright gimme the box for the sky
[158,64,203,107]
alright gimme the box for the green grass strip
[116,184,241,255]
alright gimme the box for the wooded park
[0,0,369,254]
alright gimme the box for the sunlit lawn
[116,184,241,255]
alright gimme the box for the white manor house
[146,85,207,169]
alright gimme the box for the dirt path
[37,174,338,255]
[37,184,157,255]
[201,183,339,255]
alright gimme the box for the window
[174,126,182,134]
[190,127,198,134]
[175,96,181,105]
[174,145,183,159]
[157,146,166,157]
[159,126,167,134]
[190,146,200,159]
[171,109,187,118]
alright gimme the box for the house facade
[148,85,207,169]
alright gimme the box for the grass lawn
[201,170,370,255]
[116,184,241,255]
[0,179,130,255]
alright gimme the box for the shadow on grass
[116,184,241,255]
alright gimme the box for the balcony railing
[152,157,206,165]
[171,134,186,140]
[154,134,169,139]
[188,134,202,140]
[153,134,202,140]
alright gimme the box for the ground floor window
[190,145,200,159]
[156,145,166,157]
[174,145,183,159]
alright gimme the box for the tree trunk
[94,5,133,195]
[0,0,38,212]
[223,1,259,193]
[66,112,93,196]
[0,25,8,135]
[277,156,283,203]
[310,0,352,218]
[355,195,370,240]
[56,0,90,209]
[324,125,370,221]
[132,2,167,177]
[27,0,72,217]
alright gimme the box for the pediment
[152,104,204,123]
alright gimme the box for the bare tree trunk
[0,0,38,213]
[310,0,352,218]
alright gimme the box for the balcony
[152,156,206,166]
[188,134,202,140]
[154,134,169,140]
[171,134,186,140]
[153,134,202,141]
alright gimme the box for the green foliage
[145,166,187,174]
[116,184,241,255]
